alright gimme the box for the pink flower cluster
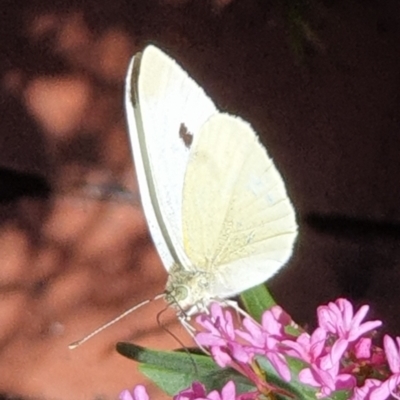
[282,299,385,398]
[120,381,240,400]
[121,298,400,400]
[196,302,295,396]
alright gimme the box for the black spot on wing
[179,123,193,148]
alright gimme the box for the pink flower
[235,315,291,382]
[122,298,392,400]
[284,327,355,397]
[261,306,296,340]
[349,335,400,400]
[384,335,400,374]
[196,303,291,394]
[174,381,237,400]
[196,303,236,347]
[354,338,372,359]
[206,381,236,400]
[283,328,328,363]
[317,299,382,344]
[363,335,400,400]
[233,306,295,382]
[299,362,356,398]
[120,385,149,400]
[368,375,400,400]
[196,303,246,368]
[174,381,208,400]
[350,379,382,400]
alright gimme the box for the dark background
[1,0,400,399]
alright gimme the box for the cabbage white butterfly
[125,45,297,315]
[69,44,297,349]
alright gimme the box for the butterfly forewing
[126,45,216,272]
[182,114,297,298]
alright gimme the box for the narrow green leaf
[117,342,255,395]
[139,364,193,395]
[117,342,214,375]
[240,284,276,321]
[139,362,255,396]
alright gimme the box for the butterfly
[69,45,297,349]
[125,44,298,316]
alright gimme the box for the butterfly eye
[174,285,189,301]
[165,285,189,304]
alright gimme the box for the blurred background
[1,0,400,399]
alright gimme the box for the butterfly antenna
[166,291,189,319]
[68,293,164,349]
[156,305,199,376]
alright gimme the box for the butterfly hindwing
[182,114,297,298]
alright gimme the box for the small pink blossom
[196,303,235,347]
[384,335,400,374]
[196,303,291,391]
[368,375,400,400]
[196,303,247,368]
[207,380,236,400]
[354,338,372,359]
[317,299,382,344]
[348,336,400,400]
[283,328,327,363]
[174,381,208,400]
[235,315,291,381]
[299,362,356,398]
[350,379,382,400]
[363,335,400,400]
[261,306,296,340]
[233,305,295,382]
[284,327,355,397]
[174,381,236,400]
[120,385,149,400]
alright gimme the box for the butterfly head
[164,263,211,313]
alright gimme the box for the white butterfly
[68,44,297,349]
[125,45,298,316]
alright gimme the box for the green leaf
[117,342,255,396]
[326,391,353,400]
[138,364,192,395]
[117,343,214,375]
[139,363,255,396]
[240,284,276,321]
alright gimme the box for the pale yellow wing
[182,114,297,298]
[125,45,216,272]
